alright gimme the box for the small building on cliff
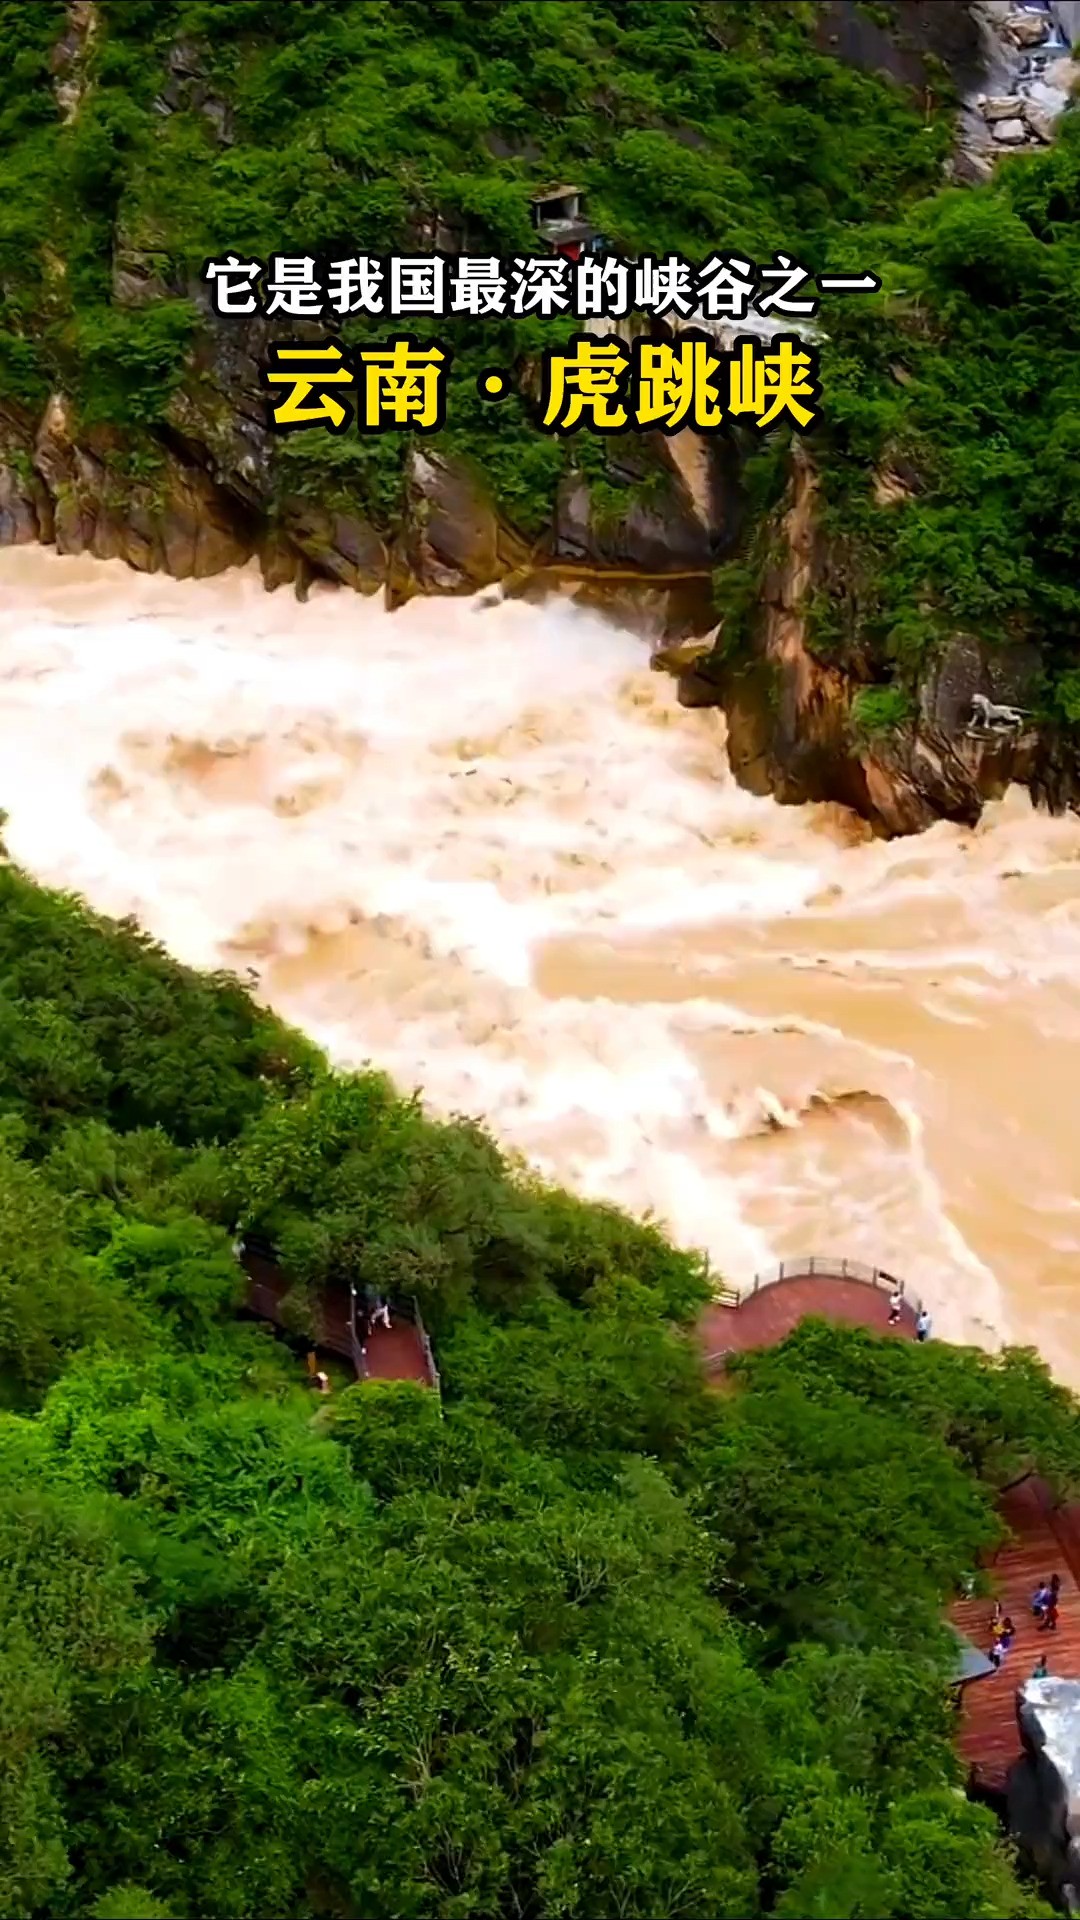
[529,183,593,260]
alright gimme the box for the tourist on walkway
[888,1285,904,1325]
[1033,1654,1049,1679]
[372,1295,391,1330]
[1033,1580,1052,1619]
[999,1616,1015,1652]
[915,1307,932,1342]
[989,1637,1006,1670]
[1040,1590,1060,1634]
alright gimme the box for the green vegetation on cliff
[0,0,951,538]
[808,128,1080,719]
[0,840,1074,1917]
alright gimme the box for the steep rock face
[0,384,539,602]
[0,14,743,613]
[0,379,731,640]
[1015,1677,1080,1908]
[675,449,1067,837]
[24,394,254,578]
[0,317,735,623]
[814,0,986,95]
[554,432,739,575]
[388,449,532,604]
[816,0,1078,175]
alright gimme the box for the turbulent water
[3,546,1080,1373]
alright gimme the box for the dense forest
[1,0,1078,721]
[3,832,1080,1917]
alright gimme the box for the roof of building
[530,183,584,204]
[950,1627,997,1687]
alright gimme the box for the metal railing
[738,1256,923,1317]
[351,1283,441,1393]
[411,1296,442,1397]
[348,1282,368,1381]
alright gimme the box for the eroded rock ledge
[0,373,734,636]
[675,448,1080,837]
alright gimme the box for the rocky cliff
[675,447,1080,837]
[1015,1676,1080,1909]
[0,369,729,633]
[0,0,1001,629]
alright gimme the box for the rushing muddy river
[3,547,1080,1373]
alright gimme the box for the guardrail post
[348,1282,367,1382]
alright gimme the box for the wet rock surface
[668,451,1076,837]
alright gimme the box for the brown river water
[3,547,1079,1374]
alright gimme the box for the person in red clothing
[1039,1576,1061,1633]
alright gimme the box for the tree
[0,1146,128,1396]
[686,1343,999,1656]
[0,1466,153,1920]
[90,1218,244,1349]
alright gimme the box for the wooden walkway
[362,1317,434,1384]
[951,1476,1080,1794]
[240,1247,438,1389]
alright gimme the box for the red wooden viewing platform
[696,1257,1080,1799]
[697,1256,920,1377]
[240,1242,439,1391]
